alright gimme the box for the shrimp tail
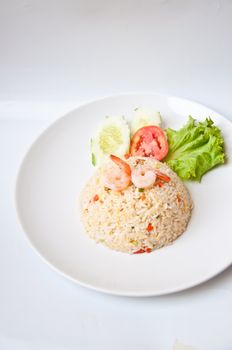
[155,170,171,183]
[110,155,131,176]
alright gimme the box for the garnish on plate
[165,116,225,181]
[91,116,130,167]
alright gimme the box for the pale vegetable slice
[131,107,162,136]
[91,116,130,167]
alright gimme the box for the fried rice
[80,156,193,254]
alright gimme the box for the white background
[1,1,232,349]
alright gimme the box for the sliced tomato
[130,126,168,160]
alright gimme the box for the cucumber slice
[91,116,130,167]
[131,108,162,136]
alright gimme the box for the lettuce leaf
[165,116,225,181]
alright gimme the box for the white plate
[16,94,232,296]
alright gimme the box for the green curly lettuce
[165,116,225,181]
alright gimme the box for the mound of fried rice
[80,156,193,254]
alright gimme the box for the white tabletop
[1,1,232,349]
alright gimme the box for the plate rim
[15,92,232,297]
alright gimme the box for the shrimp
[131,167,156,189]
[155,170,171,183]
[103,155,131,191]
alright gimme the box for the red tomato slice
[130,126,168,160]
